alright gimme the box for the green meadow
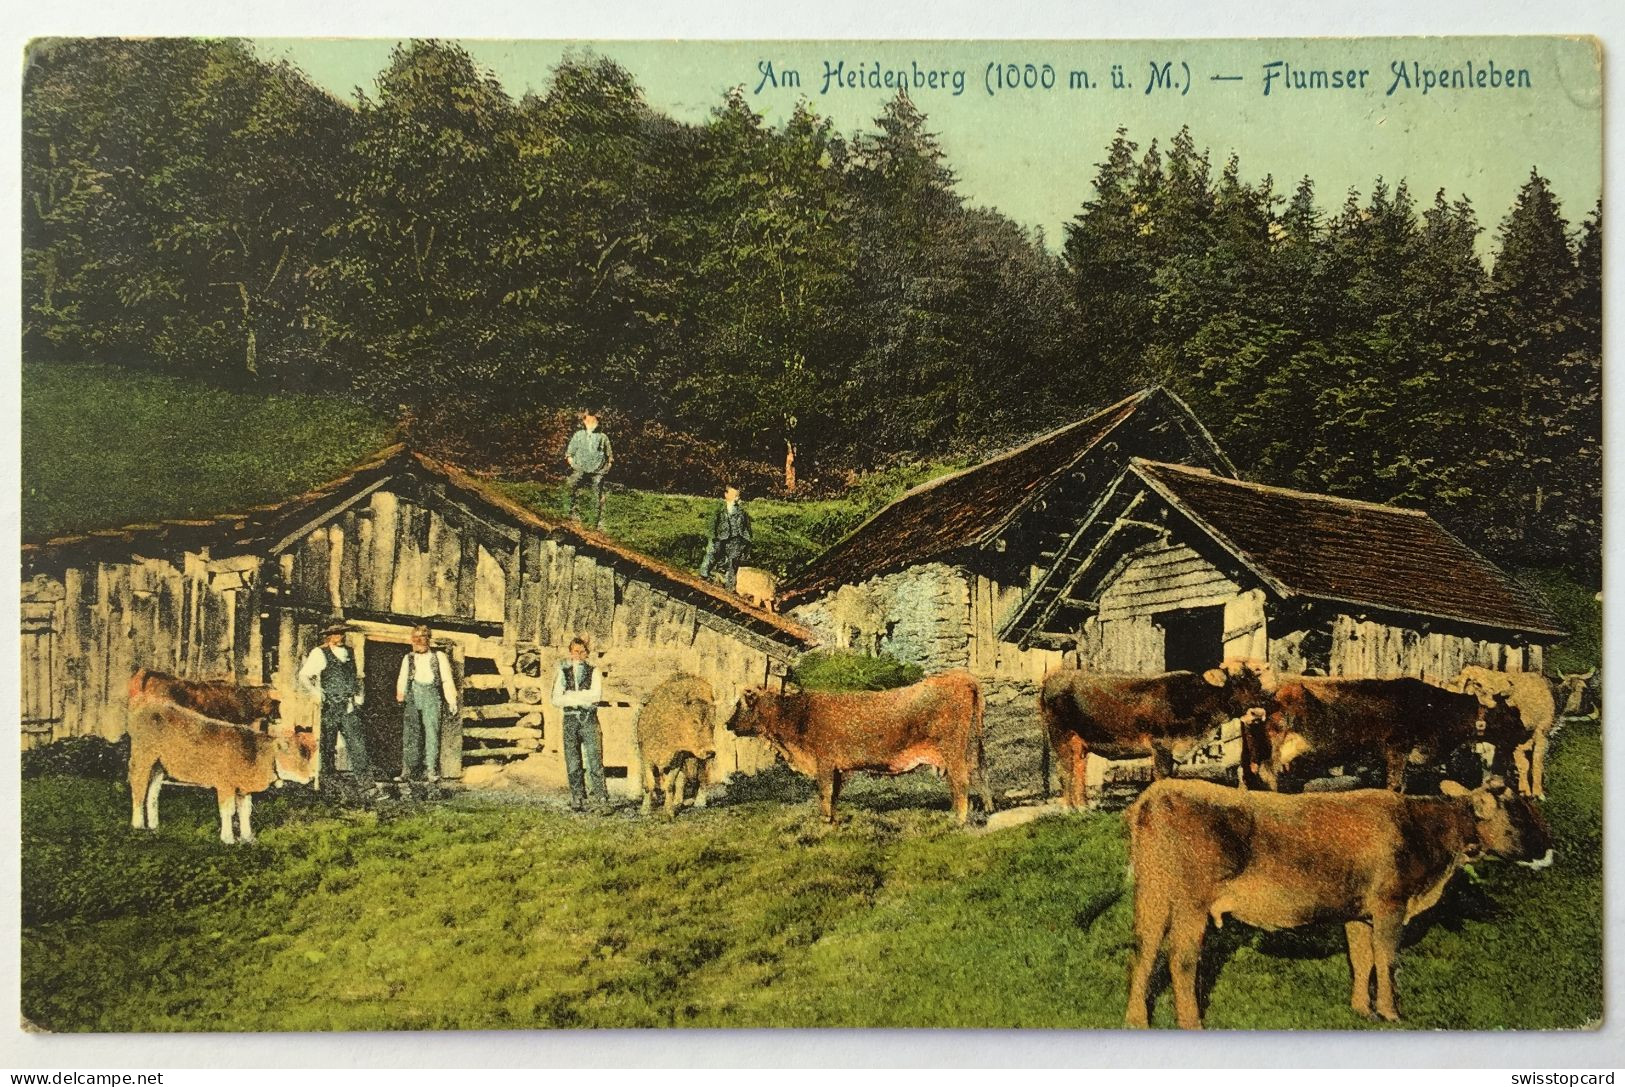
[20,719,1602,1032]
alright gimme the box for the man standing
[563,410,614,527]
[699,484,753,590]
[395,625,459,783]
[551,636,610,811]
[298,616,370,786]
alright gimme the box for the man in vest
[395,624,459,783]
[298,616,371,786]
[550,636,610,811]
[563,410,614,528]
[699,484,753,590]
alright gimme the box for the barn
[999,458,1565,679]
[19,445,813,794]
[776,387,1235,681]
[778,388,1562,796]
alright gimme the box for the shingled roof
[22,445,815,648]
[778,388,1229,607]
[1131,460,1565,639]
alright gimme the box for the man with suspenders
[395,625,459,783]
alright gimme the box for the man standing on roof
[564,409,614,528]
[699,484,752,591]
[299,616,371,788]
[551,636,611,812]
[395,624,459,783]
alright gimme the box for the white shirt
[551,659,603,710]
[396,650,459,711]
[298,644,363,706]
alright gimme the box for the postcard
[15,34,1603,1038]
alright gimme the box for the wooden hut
[19,446,815,794]
[999,459,1565,678]
[777,387,1235,682]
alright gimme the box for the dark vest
[561,661,597,717]
[319,646,360,703]
[561,661,594,691]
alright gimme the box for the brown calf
[128,701,317,845]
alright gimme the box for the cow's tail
[1122,790,1151,887]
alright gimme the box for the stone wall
[789,563,974,674]
[981,676,1045,802]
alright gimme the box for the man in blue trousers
[395,624,459,783]
[551,636,610,811]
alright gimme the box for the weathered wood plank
[428,511,461,616]
[544,544,575,644]
[462,747,536,760]
[621,578,651,647]
[464,725,544,741]
[390,501,418,616]
[567,554,598,641]
[590,563,617,644]
[476,543,508,627]
[368,491,399,612]
[464,673,547,690]
[339,512,362,609]
[457,534,480,619]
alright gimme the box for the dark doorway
[362,639,410,777]
[1157,605,1225,674]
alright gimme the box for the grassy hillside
[498,481,871,577]
[20,359,954,576]
[22,361,393,539]
[21,719,1602,1031]
[20,361,1602,641]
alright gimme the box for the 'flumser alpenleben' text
[749,56,1536,100]
[1262,59,1534,95]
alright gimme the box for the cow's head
[723,688,771,739]
[1202,658,1274,718]
[273,730,319,785]
[1440,778,1553,867]
[1448,667,1505,710]
[255,690,283,723]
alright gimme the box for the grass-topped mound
[22,361,392,539]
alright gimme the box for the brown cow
[1447,667,1557,798]
[1038,662,1270,809]
[1124,777,1553,1028]
[723,671,989,824]
[130,668,280,726]
[635,674,717,819]
[129,701,317,844]
[1243,676,1483,793]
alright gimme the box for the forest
[20,37,1601,575]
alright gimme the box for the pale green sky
[254,37,1602,250]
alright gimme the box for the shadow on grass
[719,763,968,817]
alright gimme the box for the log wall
[21,478,793,790]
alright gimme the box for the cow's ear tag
[1202,667,1226,687]
[1439,780,1470,798]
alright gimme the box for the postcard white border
[0,0,1619,1070]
